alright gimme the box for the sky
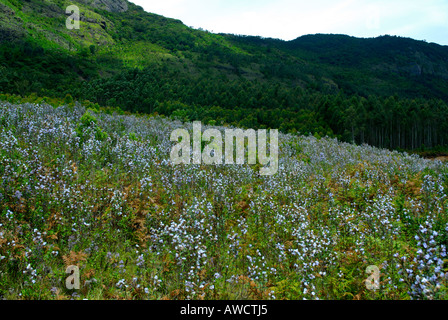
[130,0,448,46]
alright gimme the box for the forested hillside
[1,0,448,151]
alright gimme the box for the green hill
[1,0,448,151]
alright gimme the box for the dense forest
[1,0,448,151]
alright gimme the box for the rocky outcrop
[373,51,448,80]
[411,51,448,79]
[0,3,26,42]
[0,3,15,16]
[77,0,128,12]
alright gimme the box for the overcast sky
[130,0,448,45]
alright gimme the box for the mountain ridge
[1,0,448,89]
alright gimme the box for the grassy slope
[1,100,448,300]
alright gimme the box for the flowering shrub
[0,101,447,300]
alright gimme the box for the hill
[1,100,448,300]
[1,0,448,151]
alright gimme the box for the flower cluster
[0,101,447,300]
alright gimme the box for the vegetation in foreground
[1,101,448,300]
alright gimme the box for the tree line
[77,68,448,151]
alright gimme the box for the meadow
[1,101,448,300]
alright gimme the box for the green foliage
[89,45,96,55]
[79,108,98,127]
[1,0,448,154]
[76,109,108,143]
[64,94,74,104]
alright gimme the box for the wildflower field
[1,101,448,300]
